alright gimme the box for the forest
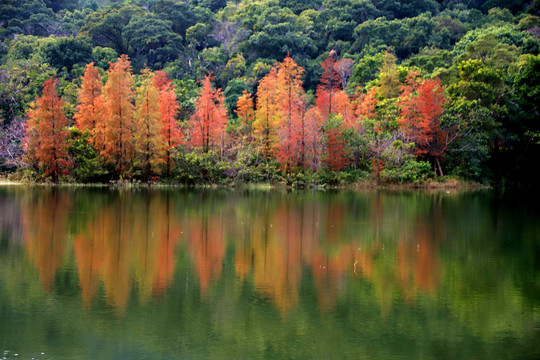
[0,0,539,188]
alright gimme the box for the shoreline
[0,177,488,191]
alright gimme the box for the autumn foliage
[102,54,135,177]
[157,72,182,176]
[25,77,71,181]
[189,75,228,152]
[274,55,305,171]
[235,89,255,142]
[316,55,342,121]
[399,74,448,175]
[74,62,106,151]
[133,70,166,179]
[254,67,280,158]
[22,52,453,183]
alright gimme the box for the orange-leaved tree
[25,77,71,182]
[399,74,448,176]
[102,55,135,178]
[74,62,106,151]
[275,55,305,172]
[331,90,355,128]
[189,74,228,153]
[303,107,324,172]
[235,89,255,143]
[323,115,350,172]
[133,70,166,179]
[316,54,341,121]
[355,87,378,125]
[316,54,355,129]
[254,66,280,159]
[156,71,182,177]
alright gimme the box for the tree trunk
[435,157,444,177]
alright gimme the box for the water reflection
[0,187,538,359]
[23,190,71,292]
[72,192,182,312]
[7,189,452,314]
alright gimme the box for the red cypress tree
[133,70,166,179]
[235,89,255,142]
[324,116,350,172]
[303,107,323,171]
[189,75,228,153]
[355,87,378,123]
[154,70,171,91]
[74,62,106,151]
[102,55,135,177]
[275,55,305,172]
[157,73,182,176]
[332,91,355,128]
[254,66,280,158]
[25,78,71,182]
[399,75,447,175]
[316,54,341,121]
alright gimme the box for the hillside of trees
[0,0,539,188]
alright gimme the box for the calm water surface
[0,187,538,359]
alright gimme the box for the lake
[0,186,538,359]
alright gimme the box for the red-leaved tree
[25,78,71,182]
[133,70,166,179]
[399,75,448,176]
[323,115,350,172]
[102,55,135,177]
[303,107,324,172]
[254,66,280,159]
[316,54,341,121]
[74,62,106,151]
[275,55,305,172]
[156,71,182,176]
[189,75,228,153]
[235,89,255,143]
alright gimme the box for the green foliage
[67,127,108,183]
[381,159,432,184]
[452,25,539,60]
[223,79,248,117]
[186,23,214,50]
[58,8,92,36]
[80,3,147,55]
[92,46,118,70]
[372,0,439,19]
[317,169,359,186]
[378,140,432,184]
[0,57,56,123]
[124,14,183,70]
[352,13,441,59]
[41,37,93,72]
[174,150,230,185]
[237,158,283,184]
[349,51,385,88]
[152,0,197,37]
[441,98,494,181]
[0,0,56,38]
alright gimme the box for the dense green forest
[0,0,539,187]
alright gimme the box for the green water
[0,187,538,359]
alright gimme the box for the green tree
[80,3,146,56]
[124,15,183,70]
[41,37,93,73]
[152,0,197,37]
